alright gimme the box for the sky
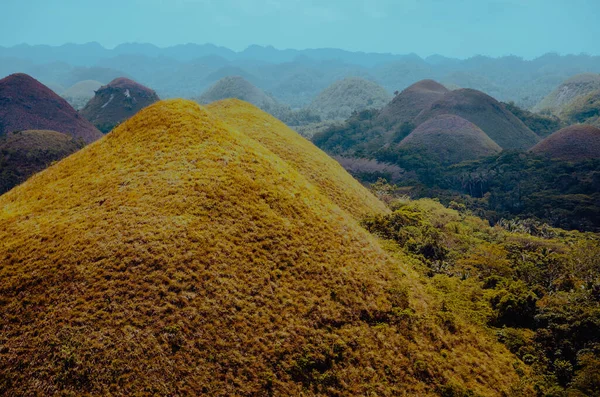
[2,0,599,58]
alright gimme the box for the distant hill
[560,89,600,127]
[80,77,160,133]
[0,129,83,194]
[376,79,449,131]
[62,80,102,110]
[398,114,502,164]
[307,77,391,120]
[0,73,102,143]
[414,88,540,150]
[533,73,600,114]
[530,124,600,161]
[0,99,522,395]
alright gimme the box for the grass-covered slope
[0,129,84,194]
[62,80,103,110]
[530,124,600,161]
[398,114,501,164]
[0,73,103,143]
[0,99,524,395]
[307,77,391,120]
[560,88,600,127]
[415,88,540,150]
[533,73,600,114]
[207,98,389,218]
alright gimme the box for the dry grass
[530,124,600,161]
[0,99,526,395]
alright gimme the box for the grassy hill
[0,129,84,194]
[533,73,600,114]
[307,77,391,120]
[530,124,600,161]
[80,77,160,133]
[414,88,540,150]
[0,99,525,395]
[398,114,501,164]
[207,99,388,218]
[0,73,102,143]
[560,89,600,127]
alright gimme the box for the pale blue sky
[2,0,598,58]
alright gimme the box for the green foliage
[503,101,563,138]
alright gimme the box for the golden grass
[0,99,524,395]
[207,98,389,219]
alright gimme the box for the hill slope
[0,73,102,143]
[79,77,160,133]
[560,88,600,127]
[415,88,540,150]
[0,129,84,194]
[307,77,391,120]
[376,79,449,129]
[533,73,600,114]
[399,114,502,164]
[207,99,388,218]
[530,124,600,161]
[0,99,523,395]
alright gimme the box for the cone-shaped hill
[530,124,600,161]
[207,98,388,218]
[0,73,102,143]
[560,88,600,127]
[0,129,84,194]
[414,88,540,150]
[307,77,391,120]
[0,99,523,395]
[62,80,103,110]
[398,114,502,164]
[533,73,600,114]
[80,77,160,133]
[197,75,278,108]
[376,79,449,128]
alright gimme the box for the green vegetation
[534,74,600,115]
[503,101,563,138]
[561,89,600,127]
[361,196,600,395]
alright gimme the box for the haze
[2,0,599,58]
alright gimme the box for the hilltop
[307,77,391,120]
[530,124,600,161]
[0,129,84,194]
[398,114,502,164]
[0,73,102,143]
[62,80,103,110]
[0,99,524,395]
[207,98,388,218]
[376,79,449,131]
[197,75,278,109]
[79,77,160,133]
[533,73,600,114]
[414,88,540,150]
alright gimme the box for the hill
[414,88,541,150]
[533,73,600,114]
[62,80,103,110]
[307,77,391,120]
[530,124,600,161]
[560,88,600,127]
[0,73,102,143]
[376,79,449,130]
[0,129,84,194]
[79,77,160,133]
[503,101,563,138]
[0,99,524,395]
[398,114,502,164]
[207,98,388,218]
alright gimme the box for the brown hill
[0,99,523,395]
[376,79,449,128]
[80,77,160,133]
[414,88,540,150]
[399,114,502,164]
[0,129,84,194]
[530,124,600,161]
[0,73,102,143]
